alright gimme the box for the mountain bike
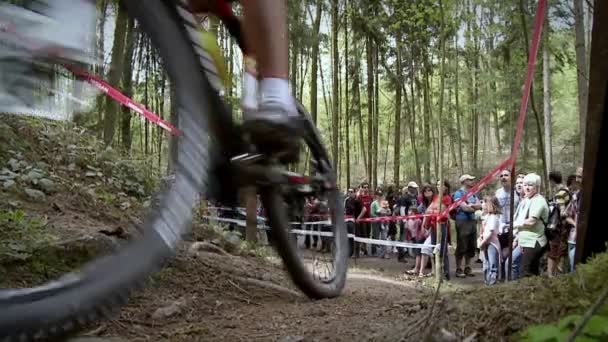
[0,1,348,340]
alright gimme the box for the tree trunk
[409,59,422,184]
[543,4,553,173]
[373,42,379,189]
[574,0,588,149]
[366,36,374,186]
[244,187,258,242]
[382,112,393,186]
[290,2,300,99]
[103,3,128,146]
[168,84,178,174]
[345,0,351,188]
[331,0,340,170]
[120,18,136,153]
[94,0,109,132]
[454,36,464,174]
[393,36,402,187]
[472,13,480,173]
[353,45,367,179]
[438,0,447,178]
[422,65,432,182]
[309,2,323,125]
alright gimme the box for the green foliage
[522,313,608,342]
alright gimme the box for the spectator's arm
[357,207,367,221]
[524,197,545,228]
[454,191,476,212]
[523,216,538,227]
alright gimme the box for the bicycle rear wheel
[0,1,215,339]
[260,103,348,299]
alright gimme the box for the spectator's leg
[347,221,355,257]
[397,222,405,261]
[321,224,331,252]
[487,245,499,285]
[464,221,477,275]
[568,243,576,273]
[379,227,388,258]
[441,223,450,279]
[354,223,363,257]
[371,223,380,256]
[304,220,311,249]
[520,242,543,278]
[455,220,464,273]
[510,245,522,280]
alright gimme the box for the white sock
[241,71,258,111]
[259,78,296,114]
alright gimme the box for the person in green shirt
[370,191,383,256]
[513,173,549,277]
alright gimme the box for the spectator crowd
[335,166,584,285]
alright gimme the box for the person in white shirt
[478,196,502,285]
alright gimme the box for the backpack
[543,188,571,240]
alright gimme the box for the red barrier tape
[65,65,181,136]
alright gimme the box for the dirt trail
[79,249,440,342]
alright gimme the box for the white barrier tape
[289,218,356,226]
[289,229,336,238]
[204,216,437,249]
[351,237,436,249]
[203,216,270,229]
[289,220,332,226]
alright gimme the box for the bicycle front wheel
[261,104,349,299]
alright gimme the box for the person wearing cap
[453,174,483,278]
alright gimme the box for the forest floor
[2,114,607,342]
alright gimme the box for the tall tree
[309,1,323,125]
[120,18,136,153]
[366,35,374,186]
[103,3,129,146]
[393,33,403,187]
[331,0,340,169]
[543,3,553,173]
[454,36,464,175]
[344,0,351,188]
[574,0,588,149]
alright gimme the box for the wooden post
[576,0,608,263]
[435,0,447,282]
[244,187,258,243]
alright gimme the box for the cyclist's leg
[240,0,300,159]
[241,0,291,106]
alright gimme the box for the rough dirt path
[77,248,441,342]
